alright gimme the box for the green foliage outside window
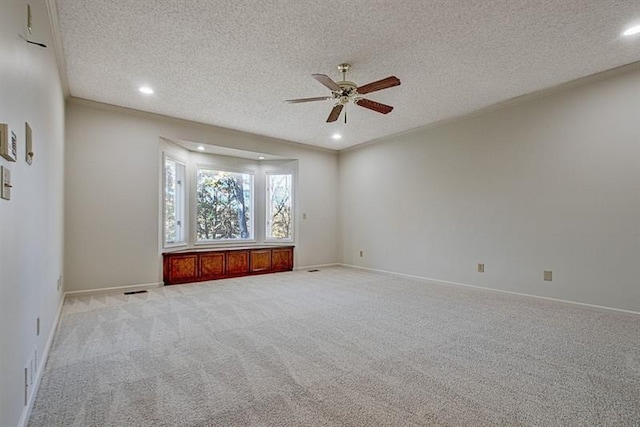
[267,174,292,239]
[197,168,252,241]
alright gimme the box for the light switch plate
[1,166,11,200]
[25,122,33,165]
[1,124,17,162]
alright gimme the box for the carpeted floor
[29,267,640,426]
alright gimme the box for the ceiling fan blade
[356,76,401,95]
[285,96,332,104]
[326,104,344,122]
[312,74,341,92]
[355,98,394,114]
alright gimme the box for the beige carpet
[29,267,639,426]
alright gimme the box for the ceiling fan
[286,63,400,123]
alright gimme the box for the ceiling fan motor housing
[334,81,359,104]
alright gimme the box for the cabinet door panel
[200,253,225,279]
[227,251,250,275]
[250,250,272,272]
[272,248,293,272]
[169,255,198,282]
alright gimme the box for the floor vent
[124,290,148,295]
[308,269,320,272]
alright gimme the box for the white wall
[340,67,640,312]
[0,1,66,425]
[65,101,340,292]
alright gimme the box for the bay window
[161,146,296,248]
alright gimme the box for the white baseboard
[294,263,340,271]
[18,293,65,427]
[341,263,640,316]
[64,282,163,298]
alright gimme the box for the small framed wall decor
[25,122,33,165]
[0,123,18,162]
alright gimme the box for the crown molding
[45,0,70,98]
[66,97,339,155]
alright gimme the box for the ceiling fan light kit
[286,63,401,123]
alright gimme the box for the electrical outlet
[28,359,33,386]
[477,263,485,273]
[23,347,39,405]
[359,250,363,257]
[24,367,28,406]
[544,270,552,281]
[24,357,34,406]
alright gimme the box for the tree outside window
[164,156,185,246]
[196,168,253,241]
[266,173,292,240]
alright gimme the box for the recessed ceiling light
[623,25,640,36]
[139,86,154,95]
[196,145,205,151]
[332,133,342,140]
[258,156,266,160]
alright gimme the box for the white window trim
[163,153,188,249]
[264,171,294,243]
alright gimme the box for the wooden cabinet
[163,246,293,285]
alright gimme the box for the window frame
[193,163,256,245]
[264,171,294,243]
[162,154,187,248]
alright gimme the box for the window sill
[194,239,257,247]
[162,243,294,255]
[164,242,188,249]
[162,240,296,255]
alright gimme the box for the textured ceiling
[55,0,640,150]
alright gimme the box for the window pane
[197,168,253,241]
[165,159,177,243]
[164,157,185,245]
[267,174,292,240]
